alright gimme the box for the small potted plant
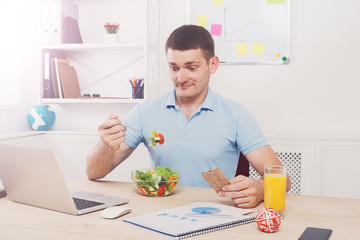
[104,22,120,43]
[104,22,120,34]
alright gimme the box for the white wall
[0,0,40,134]
[158,0,360,134]
[1,0,359,135]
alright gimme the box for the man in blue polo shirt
[87,25,291,208]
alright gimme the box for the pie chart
[191,207,221,215]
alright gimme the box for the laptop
[0,142,128,215]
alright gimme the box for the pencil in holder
[132,86,144,99]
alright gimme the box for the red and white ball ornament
[255,207,282,233]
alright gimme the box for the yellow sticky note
[197,15,208,26]
[253,43,264,55]
[236,43,248,55]
[213,0,224,5]
[266,0,285,4]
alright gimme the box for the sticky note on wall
[236,43,248,55]
[266,0,285,4]
[213,0,224,5]
[197,15,208,26]
[253,43,265,55]
[210,24,222,36]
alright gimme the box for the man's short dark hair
[165,25,215,63]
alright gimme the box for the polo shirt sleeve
[236,108,268,156]
[123,105,144,149]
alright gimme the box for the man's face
[167,48,217,102]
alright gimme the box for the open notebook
[124,202,255,239]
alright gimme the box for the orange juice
[264,169,286,212]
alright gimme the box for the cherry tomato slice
[157,184,166,196]
[158,133,165,144]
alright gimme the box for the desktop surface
[0,179,359,240]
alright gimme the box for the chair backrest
[235,152,249,177]
[235,151,302,195]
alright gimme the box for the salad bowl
[131,167,180,197]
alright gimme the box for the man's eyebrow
[184,61,200,65]
[168,61,200,66]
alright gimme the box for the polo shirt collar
[166,87,215,112]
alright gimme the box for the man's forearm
[86,141,116,180]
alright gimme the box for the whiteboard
[188,0,290,64]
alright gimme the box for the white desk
[0,179,359,239]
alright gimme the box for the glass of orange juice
[264,165,287,212]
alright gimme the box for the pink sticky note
[210,24,222,36]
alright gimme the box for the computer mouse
[100,206,132,219]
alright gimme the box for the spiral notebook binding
[177,216,256,239]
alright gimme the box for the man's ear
[209,56,219,74]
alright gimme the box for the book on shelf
[44,56,81,99]
[123,202,255,239]
[57,63,81,98]
[49,57,60,98]
[43,51,63,98]
[43,78,54,98]
[43,52,54,98]
[53,58,69,98]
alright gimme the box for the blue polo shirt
[124,88,268,187]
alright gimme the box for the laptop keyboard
[72,197,105,210]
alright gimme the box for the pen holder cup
[132,86,144,99]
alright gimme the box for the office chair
[235,152,249,177]
[235,151,302,195]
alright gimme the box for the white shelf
[39,0,159,105]
[41,98,144,104]
[41,43,144,51]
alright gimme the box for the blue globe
[27,105,56,131]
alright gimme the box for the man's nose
[177,69,187,83]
